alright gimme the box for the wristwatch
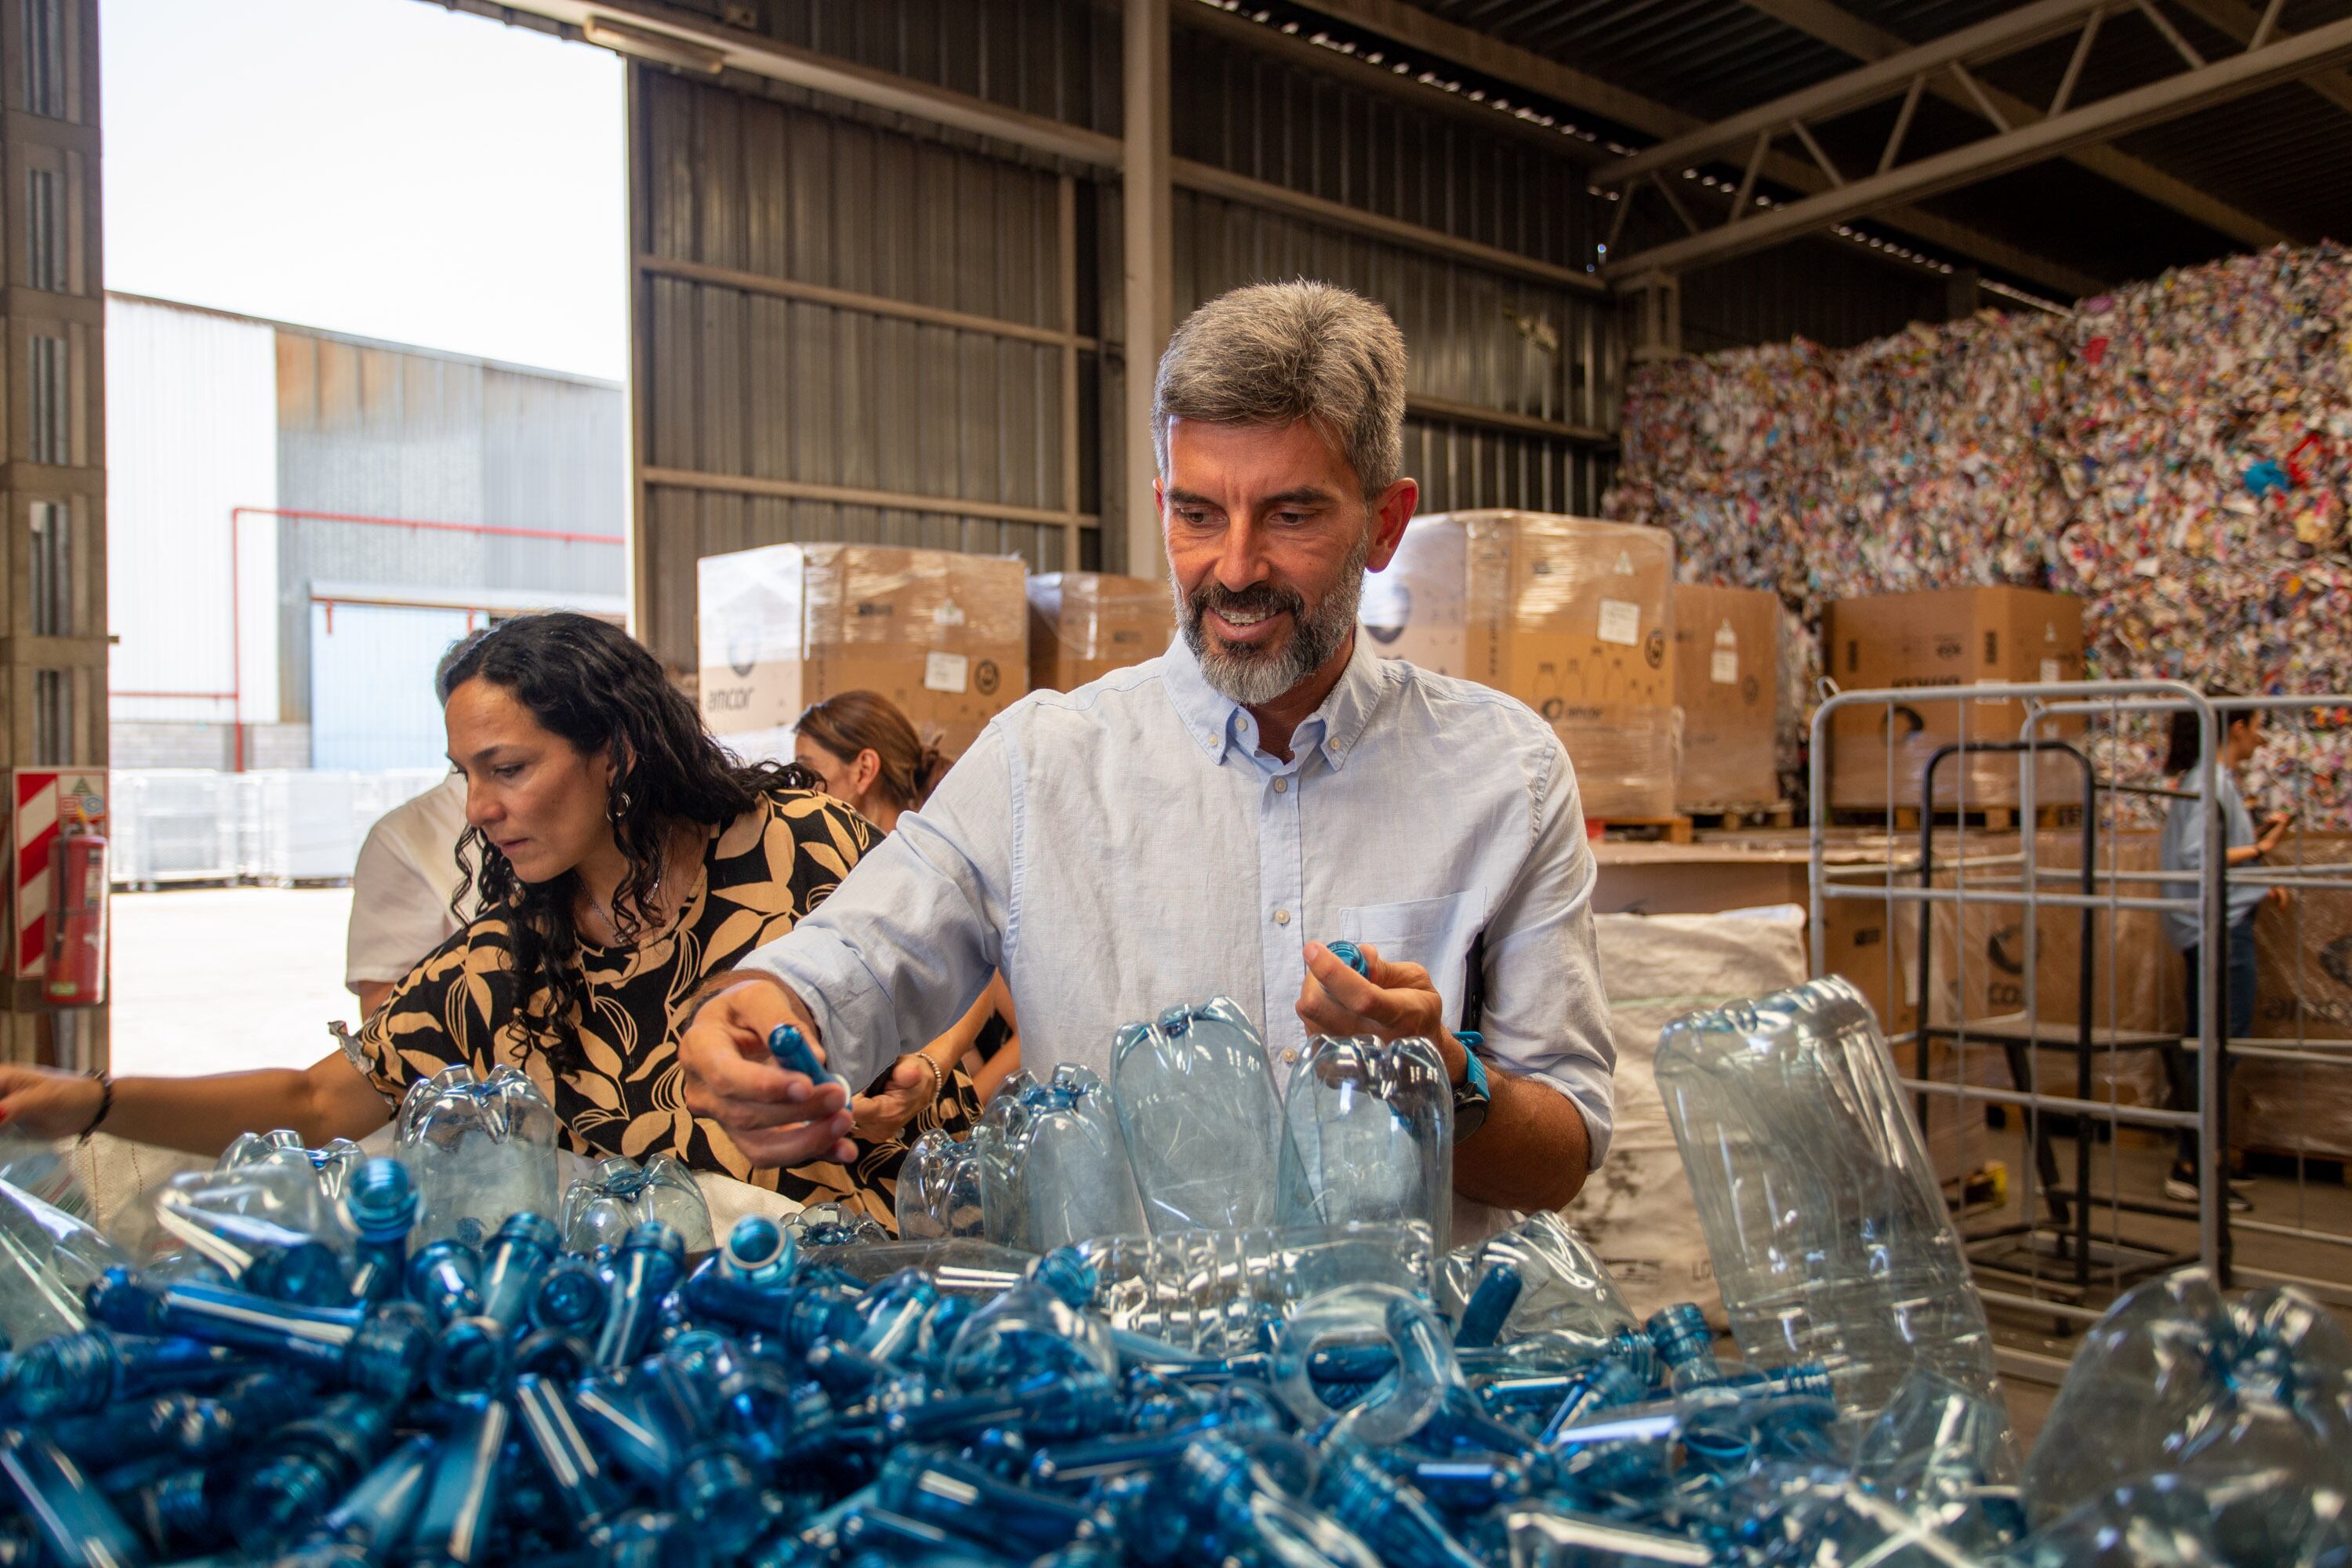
[1450,1030,1491,1144]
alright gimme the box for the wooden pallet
[1588,814,1694,844]
[1682,800,1795,831]
[1830,804,2080,833]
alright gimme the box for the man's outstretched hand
[680,976,858,1168]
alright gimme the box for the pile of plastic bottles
[0,1149,2342,1563]
[0,970,2344,1566]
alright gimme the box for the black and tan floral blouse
[355,786,981,1229]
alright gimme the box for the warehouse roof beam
[1731,0,2291,246]
[1280,0,2102,301]
[1602,9,2352,278]
[1598,0,2108,185]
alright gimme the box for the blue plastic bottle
[88,1275,429,1404]
[768,1025,845,1090]
[478,1212,560,1332]
[593,1222,685,1370]
[340,1158,420,1308]
[0,1429,153,1568]
[405,1397,510,1566]
[229,1392,397,1548]
[405,1240,484,1327]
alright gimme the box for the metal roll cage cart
[1810,681,2234,1338]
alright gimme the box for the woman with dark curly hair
[0,612,979,1224]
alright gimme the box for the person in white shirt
[346,771,477,1019]
[677,280,1614,1218]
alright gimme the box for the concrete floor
[111,887,362,1077]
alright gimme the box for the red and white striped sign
[15,770,106,978]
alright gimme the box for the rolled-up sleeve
[1479,738,1616,1169]
[740,726,1016,1090]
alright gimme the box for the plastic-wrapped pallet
[1026,572,1168,693]
[2237,850,2352,1158]
[1574,905,1808,1325]
[698,543,1029,767]
[1363,511,1678,818]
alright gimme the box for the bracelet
[907,1053,946,1104]
[77,1071,113,1145]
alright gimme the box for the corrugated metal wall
[273,328,627,719]
[624,3,1965,661]
[1679,243,1956,356]
[103,296,278,726]
[631,66,1097,673]
[1169,188,1617,516]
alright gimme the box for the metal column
[1122,0,1173,583]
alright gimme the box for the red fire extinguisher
[45,826,107,1006]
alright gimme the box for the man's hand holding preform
[1295,941,1465,1081]
[680,976,858,1168]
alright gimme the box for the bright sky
[102,0,626,382]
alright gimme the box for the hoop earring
[608,789,633,826]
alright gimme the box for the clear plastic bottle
[896,1128,993,1243]
[1434,1212,1635,1346]
[1073,1220,1437,1355]
[1009,1064,1149,1252]
[1653,976,1998,1423]
[0,1125,89,1221]
[2024,1268,2352,1563]
[559,1154,714,1254]
[1276,1035,1452,1250]
[394,1063,561,1248]
[0,1174,132,1345]
[1112,998,1287,1235]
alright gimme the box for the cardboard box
[1673,583,1780,809]
[2238,830,2352,1157]
[1026,572,1168,693]
[697,543,1028,764]
[1824,587,2085,809]
[1361,511,1676,818]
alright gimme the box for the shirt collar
[1161,630,1391,771]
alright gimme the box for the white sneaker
[2165,1171,2252,1212]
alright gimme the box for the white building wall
[104,295,279,727]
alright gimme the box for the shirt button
[1274,909,1290,926]
[1281,1047,1298,1064]
[1272,776,1289,794]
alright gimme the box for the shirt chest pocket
[1338,891,1481,1021]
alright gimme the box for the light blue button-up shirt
[2161,766,2263,949]
[743,630,1617,1181]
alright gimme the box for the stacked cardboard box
[1672,583,1780,810]
[2239,830,2352,1158]
[1823,587,2084,811]
[1362,512,1677,818]
[696,543,1028,765]
[1026,572,1168,693]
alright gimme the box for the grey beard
[1178,532,1371,707]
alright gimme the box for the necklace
[588,859,666,946]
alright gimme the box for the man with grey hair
[681,280,1613,1225]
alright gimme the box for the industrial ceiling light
[582,16,727,74]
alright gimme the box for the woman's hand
[851,1055,939,1144]
[0,1065,102,1140]
[1294,941,1465,1081]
